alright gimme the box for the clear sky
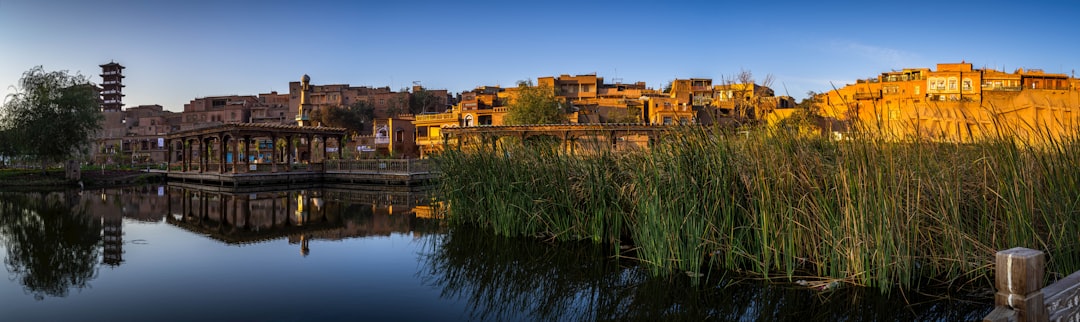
[2,0,1077,112]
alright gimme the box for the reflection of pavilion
[164,185,438,254]
[165,187,338,245]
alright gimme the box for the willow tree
[1,66,102,171]
[504,81,565,125]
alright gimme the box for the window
[915,86,920,95]
[395,129,404,143]
[463,114,473,127]
[663,116,673,125]
[962,78,972,92]
[948,77,958,91]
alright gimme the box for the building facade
[816,62,1080,142]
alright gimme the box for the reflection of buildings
[164,185,436,255]
[83,186,172,267]
[101,216,123,266]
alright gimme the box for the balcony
[982,85,1022,91]
[100,71,120,76]
[416,113,456,122]
[853,92,881,100]
[102,81,119,85]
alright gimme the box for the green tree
[312,101,376,135]
[0,127,16,165]
[504,81,565,125]
[408,87,442,114]
[1,66,102,171]
[606,106,641,123]
[385,93,408,118]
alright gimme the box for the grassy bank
[435,125,1080,292]
[0,168,161,188]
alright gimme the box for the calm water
[0,184,992,321]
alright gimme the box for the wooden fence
[984,247,1080,322]
[324,159,433,173]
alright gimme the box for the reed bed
[434,124,1080,292]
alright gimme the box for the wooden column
[166,139,173,173]
[991,247,1046,322]
[285,135,293,172]
[198,136,206,173]
[306,134,314,170]
[231,134,239,174]
[243,135,252,173]
[218,135,226,174]
[337,135,344,160]
[271,134,278,173]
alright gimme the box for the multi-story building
[414,86,508,158]
[815,62,1080,142]
[286,80,450,121]
[92,62,184,165]
[180,95,258,130]
[93,104,178,165]
[99,62,124,112]
[250,91,291,124]
[668,77,791,124]
[539,74,697,124]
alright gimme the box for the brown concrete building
[250,91,292,124]
[93,104,179,165]
[180,95,259,130]
[286,81,450,121]
[816,62,1080,142]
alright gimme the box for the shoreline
[0,169,165,189]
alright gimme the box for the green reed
[434,121,1080,292]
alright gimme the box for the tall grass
[434,123,1080,292]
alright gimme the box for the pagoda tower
[99,62,125,111]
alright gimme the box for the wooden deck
[161,159,437,187]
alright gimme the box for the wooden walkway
[161,159,437,187]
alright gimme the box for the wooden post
[993,247,1046,322]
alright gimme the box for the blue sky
[2,0,1077,112]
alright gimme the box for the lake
[0,184,992,321]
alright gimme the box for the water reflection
[0,191,102,300]
[422,228,992,321]
[163,184,440,255]
[0,184,438,301]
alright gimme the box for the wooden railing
[323,159,433,173]
[170,159,435,175]
[984,247,1080,322]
